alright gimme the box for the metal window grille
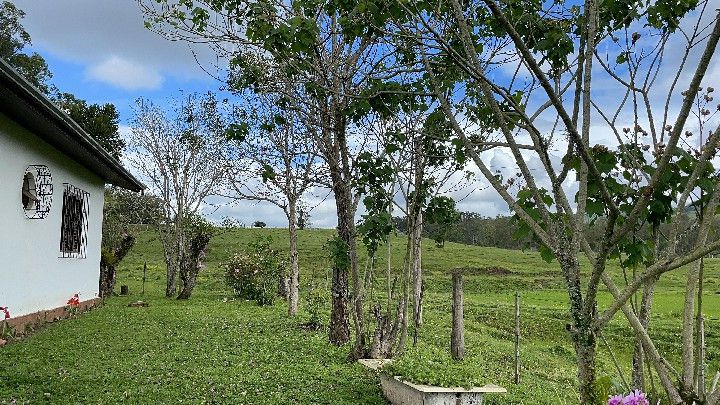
[23,165,53,219]
[59,183,89,259]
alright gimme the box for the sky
[12,0,720,228]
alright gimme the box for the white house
[0,59,143,328]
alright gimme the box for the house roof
[0,58,144,192]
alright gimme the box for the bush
[224,236,285,305]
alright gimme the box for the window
[59,184,89,259]
[22,165,53,219]
[22,172,37,209]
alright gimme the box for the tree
[129,93,232,299]
[0,1,53,93]
[99,187,164,297]
[54,93,126,160]
[140,0,387,351]
[345,0,720,402]
[228,96,323,316]
[357,110,467,352]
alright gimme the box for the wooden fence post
[451,270,464,361]
[515,291,521,384]
[142,261,147,295]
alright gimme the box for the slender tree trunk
[633,277,657,389]
[558,242,598,405]
[412,213,423,327]
[288,200,300,316]
[177,267,197,299]
[165,217,185,297]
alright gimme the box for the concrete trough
[359,359,507,405]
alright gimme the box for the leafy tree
[0,1,53,93]
[54,93,125,160]
[141,0,390,352]
[334,0,720,402]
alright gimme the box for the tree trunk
[451,270,464,360]
[412,213,423,340]
[99,234,135,298]
[633,277,657,389]
[164,221,184,298]
[288,201,300,316]
[329,187,353,346]
[576,328,598,405]
[99,262,116,298]
[325,108,356,348]
[176,232,210,300]
[557,241,598,405]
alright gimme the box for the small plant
[224,236,285,306]
[66,293,80,316]
[303,269,328,330]
[608,390,653,405]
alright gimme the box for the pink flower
[608,395,623,405]
[0,306,9,319]
[624,390,649,405]
[608,390,650,405]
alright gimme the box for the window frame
[59,183,89,259]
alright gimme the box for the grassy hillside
[0,227,718,403]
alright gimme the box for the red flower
[0,306,9,319]
[66,293,80,308]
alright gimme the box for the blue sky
[13,1,224,121]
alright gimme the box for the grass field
[0,227,718,403]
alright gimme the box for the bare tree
[226,95,324,316]
[129,93,232,299]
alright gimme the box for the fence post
[515,291,521,384]
[451,270,464,361]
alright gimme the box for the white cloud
[86,56,163,91]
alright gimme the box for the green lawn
[0,228,718,403]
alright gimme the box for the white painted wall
[0,112,105,317]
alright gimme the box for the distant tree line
[395,210,720,256]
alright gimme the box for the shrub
[224,236,285,305]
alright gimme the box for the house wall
[0,112,105,318]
